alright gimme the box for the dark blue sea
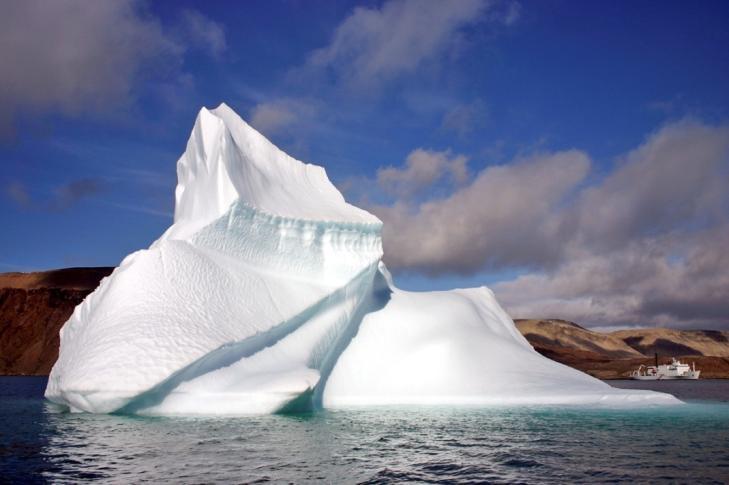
[2,377,729,483]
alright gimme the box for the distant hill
[1,267,728,378]
[515,319,643,359]
[612,328,729,358]
[516,319,729,379]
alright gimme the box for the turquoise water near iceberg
[2,377,729,483]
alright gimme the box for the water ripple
[3,378,729,483]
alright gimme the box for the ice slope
[46,104,679,414]
[325,266,677,406]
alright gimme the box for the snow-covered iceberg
[46,104,679,414]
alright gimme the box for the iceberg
[46,104,679,414]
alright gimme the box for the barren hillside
[612,328,729,358]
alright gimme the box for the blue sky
[2,0,728,329]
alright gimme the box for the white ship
[631,357,700,380]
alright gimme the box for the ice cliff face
[45,104,679,414]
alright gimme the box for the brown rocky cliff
[0,267,113,375]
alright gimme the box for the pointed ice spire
[172,103,380,240]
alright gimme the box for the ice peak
[171,104,380,238]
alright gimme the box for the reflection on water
[2,377,729,483]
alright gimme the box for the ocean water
[2,377,729,483]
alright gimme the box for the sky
[1,0,728,331]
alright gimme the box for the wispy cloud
[249,98,318,137]
[499,1,522,26]
[116,168,174,189]
[300,0,488,90]
[4,181,31,207]
[5,178,107,210]
[104,201,173,218]
[440,99,487,137]
[54,178,106,209]
[178,8,227,59]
